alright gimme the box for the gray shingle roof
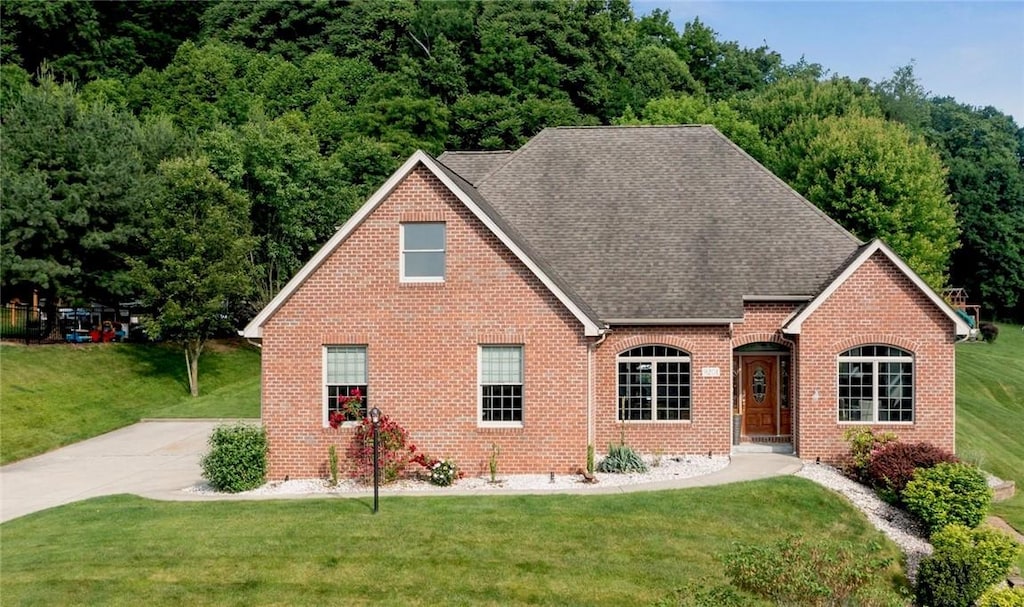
[436,150,512,185]
[436,126,860,322]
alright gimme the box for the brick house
[242,126,969,480]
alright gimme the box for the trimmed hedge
[915,524,1021,607]
[200,423,268,493]
[902,462,992,534]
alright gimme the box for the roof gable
[783,239,971,337]
[242,151,603,339]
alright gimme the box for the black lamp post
[369,406,382,514]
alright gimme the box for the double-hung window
[838,345,914,423]
[325,346,367,423]
[617,346,691,421]
[401,222,446,282]
[479,345,523,425]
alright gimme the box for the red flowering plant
[348,412,411,483]
[328,388,363,429]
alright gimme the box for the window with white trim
[838,345,914,423]
[325,346,367,423]
[480,345,523,424]
[617,346,691,421]
[401,222,446,282]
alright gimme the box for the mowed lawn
[955,323,1024,539]
[0,340,260,464]
[0,478,907,606]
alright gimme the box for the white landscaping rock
[796,462,932,579]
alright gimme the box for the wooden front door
[741,356,777,436]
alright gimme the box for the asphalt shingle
[437,126,861,323]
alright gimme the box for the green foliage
[598,443,648,473]
[587,444,595,475]
[618,93,770,162]
[915,524,1021,607]
[328,445,339,487]
[200,423,268,493]
[976,587,1024,607]
[843,427,898,480]
[902,463,992,533]
[0,74,161,306]
[721,535,899,606]
[654,580,769,607]
[131,155,255,396]
[428,459,459,487]
[928,98,1024,323]
[788,114,958,288]
[350,415,410,484]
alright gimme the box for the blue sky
[633,1,1024,123]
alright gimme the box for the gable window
[401,222,446,282]
[617,345,691,421]
[325,346,367,423]
[480,345,523,425]
[838,345,913,423]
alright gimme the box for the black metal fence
[0,304,144,345]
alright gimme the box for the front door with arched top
[741,356,777,435]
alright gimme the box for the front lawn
[0,477,907,606]
[0,340,260,464]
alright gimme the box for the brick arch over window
[830,334,921,356]
[613,334,699,356]
[731,332,794,350]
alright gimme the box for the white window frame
[323,345,368,427]
[400,222,446,283]
[837,345,914,424]
[616,346,692,422]
[478,345,524,428]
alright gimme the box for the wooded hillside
[3,0,1022,324]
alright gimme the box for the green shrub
[200,423,267,493]
[721,535,897,606]
[915,524,1021,607]
[976,587,1024,607]
[902,462,992,533]
[843,427,897,481]
[598,443,648,473]
[328,445,339,486]
[429,459,459,487]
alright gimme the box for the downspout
[588,330,609,450]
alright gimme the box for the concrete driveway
[0,420,224,524]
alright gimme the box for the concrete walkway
[1,420,803,523]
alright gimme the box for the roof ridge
[550,124,708,130]
[474,130,554,186]
[701,126,862,247]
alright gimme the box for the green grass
[0,340,260,464]
[955,323,1024,568]
[0,477,907,606]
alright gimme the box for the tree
[874,62,931,131]
[789,115,957,287]
[1,75,156,310]
[928,99,1024,321]
[133,156,253,397]
[616,94,770,163]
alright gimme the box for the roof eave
[606,318,744,326]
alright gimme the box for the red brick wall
[593,327,733,456]
[260,165,589,479]
[793,253,957,463]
